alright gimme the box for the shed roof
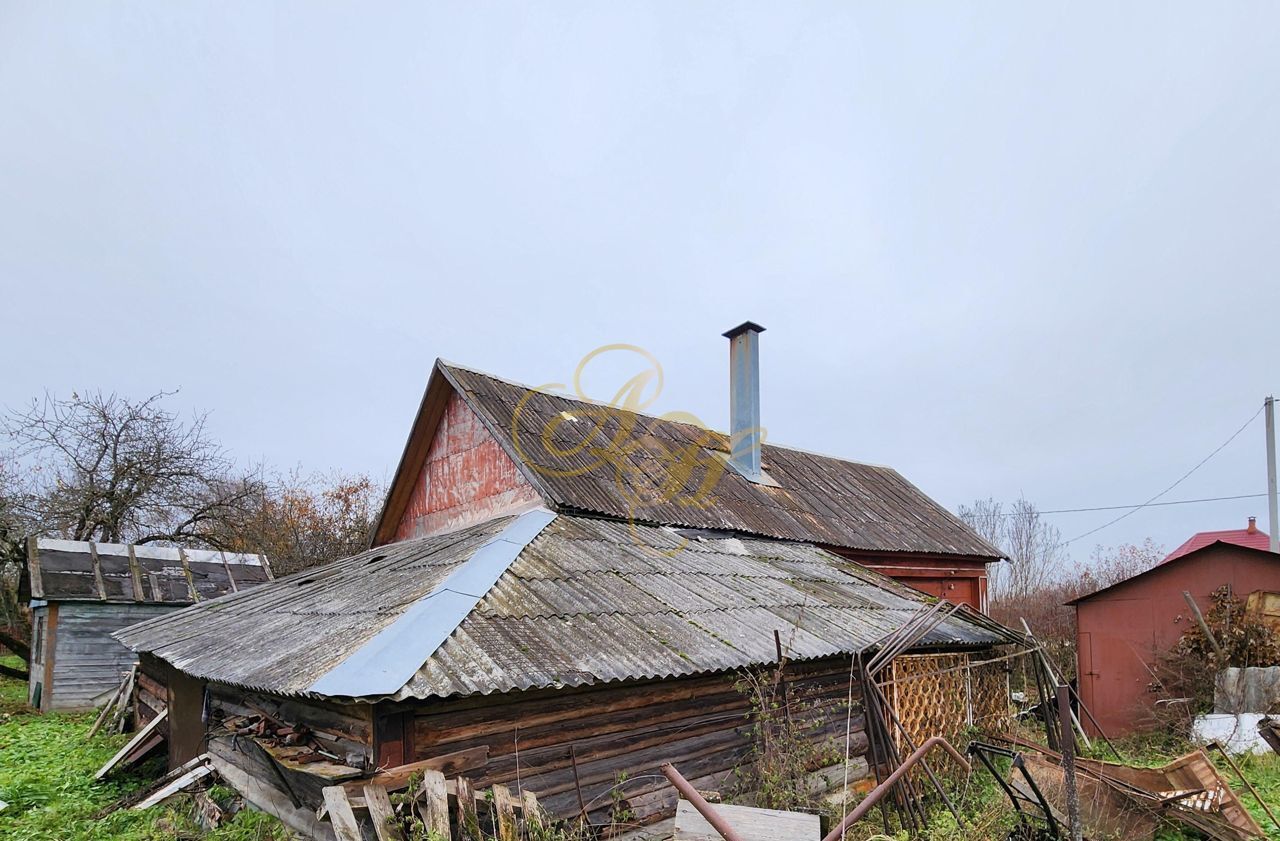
[27,538,271,605]
[1162,523,1272,564]
[116,511,1014,702]
[374,361,1002,560]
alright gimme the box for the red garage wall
[1074,543,1280,737]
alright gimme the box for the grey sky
[2,2,1277,565]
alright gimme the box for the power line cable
[990,492,1267,517]
[1060,403,1266,546]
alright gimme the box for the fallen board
[674,799,820,841]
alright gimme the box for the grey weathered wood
[363,784,405,841]
[88,542,108,600]
[492,783,518,841]
[127,544,144,602]
[455,777,480,841]
[96,708,167,780]
[673,800,820,841]
[322,786,363,841]
[415,769,450,838]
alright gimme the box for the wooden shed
[25,538,272,711]
[114,348,1017,838]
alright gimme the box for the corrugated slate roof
[117,512,1012,702]
[27,538,271,604]
[436,362,1002,559]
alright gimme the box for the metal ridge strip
[308,509,557,698]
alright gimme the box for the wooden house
[25,538,271,711]
[116,326,1014,838]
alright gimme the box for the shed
[1069,519,1280,736]
[25,537,272,711]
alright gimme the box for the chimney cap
[722,321,767,339]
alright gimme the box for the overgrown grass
[0,666,291,841]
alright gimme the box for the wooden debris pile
[218,708,356,770]
[320,770,554,841]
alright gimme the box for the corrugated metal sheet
[439,363,1002,559]
[118,513,1010,703]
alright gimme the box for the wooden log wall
[397,655,870,829]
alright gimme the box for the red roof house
[1161,517,1273,564]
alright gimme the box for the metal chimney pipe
[723,321,766,482]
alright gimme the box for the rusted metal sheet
[394,392,541,541]
[119,512,1013,704]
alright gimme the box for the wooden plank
[41,603,58,711]
[218,551,239,593]
[259,552,276,580]
[322,786,364,841]
[95,709,167,780]
[127,545,144,602]
[455,776,480,841]
[674,799,820,841]
[26,536,44,599]
[178,548,200,602]
[87,542,108,600]
[522,790,546,832]
[133,761,214,810]
[86,668,130,740]
[341,745,489,795]
[363,784,406,841]
[492,783,518,841]
[254,738,362,782]
[415,769,450,838]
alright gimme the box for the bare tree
[957,495,1064,602]
[216,469,384,576]
[2,391,262,547]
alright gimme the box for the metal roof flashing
[307,508,557,699]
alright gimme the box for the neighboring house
[1069,517,1280,737]
[25,538,272,711]
[117,325,1014,837]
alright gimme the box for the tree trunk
[0,627,31,663]
[0,662,29,681]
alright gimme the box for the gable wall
[832,550,990,613]
[393,392,541,541]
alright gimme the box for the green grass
[0,664,290,841]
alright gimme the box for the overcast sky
[2,2,1277,565]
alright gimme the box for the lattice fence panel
[970,658,1013,734]
[881,653,1012,752]
[883,654,968,752]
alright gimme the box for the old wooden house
[116,325,1015,838]
[25,538,271,711]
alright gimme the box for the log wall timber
[399,656,870,828]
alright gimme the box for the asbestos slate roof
[28,538,271,604]
[436,363,1002,559]
[117,512,1012,702]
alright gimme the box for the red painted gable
[393,392,541,541]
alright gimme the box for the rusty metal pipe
[660,763,746,841]
[821,736,971,841]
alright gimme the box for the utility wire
[989,492,1267,517]
[1061,403,1267,546]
